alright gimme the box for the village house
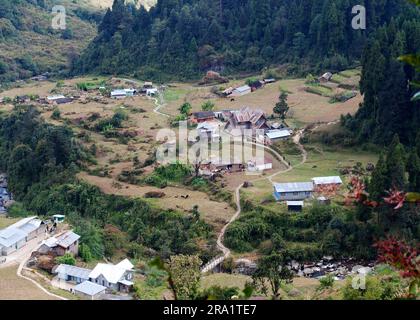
[191,111,216,124]
[199,156,245,175]
[15,95,31,104]
[47,95,66,103]
[0,217,46,256]
[225,107,270,137]
[52,214,65,224]
[287,201,304,212]
[231,85,251,97]
[54,97,73,105]
[111,89,137,99]
[312,176,343,192]
[247,157,273,172]
[273,182,314,201]
[88,259,134,293]
[248,80,265,91]
[54,264,91,284]
[196,121,222,142]
[265,129,292,143]
[143,82,153,89]
[318,72,333,83]
[53,258,135,293]
[264,78,276,84]
[38,230,80,256]
[146,88,158,96]
[72,281,107,300]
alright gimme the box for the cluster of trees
[0,106,215,262]
[225,201,377,260]
[363,134,420,233]
[342,15,420,146]
[74,0,418,80]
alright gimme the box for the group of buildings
[54,259,134,299]
[110,81,158,99]
[0,217,46,256]
[221,78,276,98]
[187,107,293,176]
[273,176,343,211]
[192,107,292,145]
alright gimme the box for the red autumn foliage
[375,237,420,279]
[383,188,407,210]
[346,177,406,210]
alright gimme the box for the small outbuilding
[52,215,65,224]
[287,201,304,212]
[265,129,292,143]
[73,281,107,300]
[231,85,251,97]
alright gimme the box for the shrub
[55,253,76,266]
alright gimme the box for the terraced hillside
[0,0,103,83]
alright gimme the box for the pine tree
[368,153,388,201]
[407,150,420,192]
[386,134,407,190]
[273,91,289,120]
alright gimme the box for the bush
[55,253,76,266]
[318,274,335,290]
[79,244,93,262]
[51,108,61,120]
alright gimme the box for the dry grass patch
[78,173,236,232]
[0,266,57,300]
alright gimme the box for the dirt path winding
[202,129,310,272]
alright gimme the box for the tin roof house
[73,281,107,300]
[273,182,314,201]
[0,217,46,256]
[225,107,270,137]
[38,230,80,256]
[192,111,216,124]
[54,264,92,284]
[89,259,134,293]
[231,85,251,96]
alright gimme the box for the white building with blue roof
[273,182,314,201]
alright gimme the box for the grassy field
[160,75,361,125]
[241,144,378,209]
[0,266,57,300]
[0,216,19,229]
[200,273,345,300]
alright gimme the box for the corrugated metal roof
[116,259,134,270]
[89,259,133,284]
[266,129,291,139]
[9,217,39,229]
[56,231,80,249]
[193,111,215,119]
[312,176,343,185]
[111,90,127,96]
[74,281,106,296]
[233,85,251,93]
[287,201,304,206]
[274,182,314,193]
[55,264,91,280]
[0,227,27,247]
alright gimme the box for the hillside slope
[0,0,104,83]
[74,0,419,80]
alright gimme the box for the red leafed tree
[375,237,419,297]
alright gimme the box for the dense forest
[342,17,420,146]
[0,106,215,262]
[74,0,419,79]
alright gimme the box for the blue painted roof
[74,281,106,296]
